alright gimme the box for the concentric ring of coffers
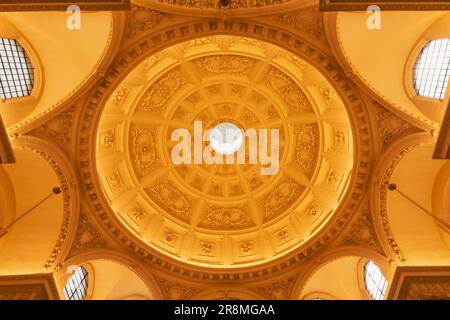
[96,35,354,268]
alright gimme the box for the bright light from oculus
[209,122,243,155]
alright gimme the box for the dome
[95,35,354,268]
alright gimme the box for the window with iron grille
[413,38,450,100]
[64,266,89,300]
[0,38,34,100]
[363,260,388,300]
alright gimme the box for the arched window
[63,265,89,300]
[413,38,450,100]
[0,38,34,100]
[363,260,388,300]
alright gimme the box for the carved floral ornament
[131,0,301,17]
[76,17,374,280]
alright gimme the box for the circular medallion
[209,122,243,156]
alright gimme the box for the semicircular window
[413,38,450,100]
[363,260,388,300]
[0,38,34,100]
[63,265,89,300]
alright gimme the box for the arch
[297,255,387,300]
[0,10,126,132]
[87,259,152,300]
[0,15,43,127]
[61,249,163,299]
[0,135,79,275]
[325,11,450,128]
[386,143,450,265]
[75,17,374,280]
[300,256,372,300]
[294,251,391,300]
[0,147,63,274]
[371,132,450,266]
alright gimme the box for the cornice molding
[132,0,316,19]
[11,135,81,273]
[387,266,450,300]
[0,0,130,11]
[320,0,450,11]
[0,273,60,300]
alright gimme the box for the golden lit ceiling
[96,35,353,267]
[2,2,450,301]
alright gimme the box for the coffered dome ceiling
[96,35,354,268]
[132,0,305,17]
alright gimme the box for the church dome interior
[96,35,354,268]
[0,0,449,302]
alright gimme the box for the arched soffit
[96,35,354,268]
[133,0,316,18]
[76,18,373,279]
[386,143,450,266]
[325,11,448,129]
[296,254,389,300]
[60,250,161,299]
[291,247,391,300]
[88,259,153,300]
[0,11,125,132]
[0,145,66,275]
[370,131,450,267]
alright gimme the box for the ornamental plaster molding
[74,16,374,282]
[11,135,80,273]
[369,132,435,266]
